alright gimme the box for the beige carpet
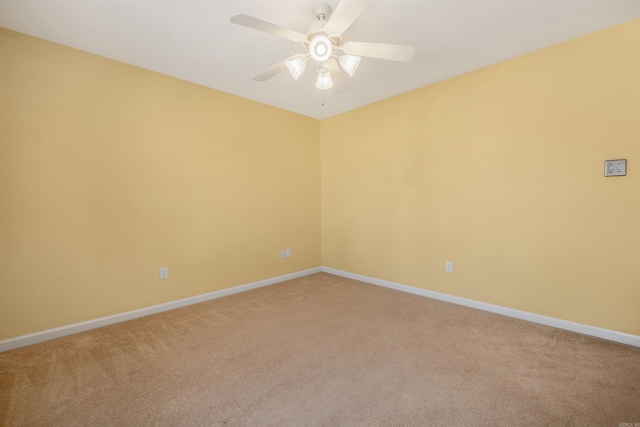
[1,272,639,426]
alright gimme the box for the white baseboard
[0,267,322,352]
[4,266,638,352]
[321,267,640,348]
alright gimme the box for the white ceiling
[1,0,639,120]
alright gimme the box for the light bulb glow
[309,35,332,62]
[285,56,307,80]
[339,54,361,77]
[315,67,333,90]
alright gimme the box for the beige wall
[2,18,639,342]
[322,19,640,335]
[0,29,321,340]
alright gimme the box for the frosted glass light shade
[285,57,307,80]
[309,35,332,62]
[315,68,333,90]
[339,54,361,77]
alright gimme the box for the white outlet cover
[160,267,168,279]
[604,159,627,176]
[446,261,453,273]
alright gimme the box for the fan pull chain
[320,63,325,106]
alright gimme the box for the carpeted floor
[1,272,639,426]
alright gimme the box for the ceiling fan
[230,0,416,94]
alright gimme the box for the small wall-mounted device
[604,159,626,177]
[445,261,453,273]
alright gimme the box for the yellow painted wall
[0,29,321,340]
[322,19,640,335]
[2,18,639,342]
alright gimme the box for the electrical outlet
[280,249,286,258]
[445,261,453,273]
[160,267,168,279]
[604,159,627,176]
[285,248,291,257]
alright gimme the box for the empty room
[1,1,639,425]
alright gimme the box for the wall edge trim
[321,267,640,348]
[0,267,322,352]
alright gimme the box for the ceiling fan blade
[253,54,301,81]
[324,0,371,38]
[230,14,307,43]
[326,57,345,95]
[343,41,416,62]
[253,62,286,82]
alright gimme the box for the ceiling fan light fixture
[285,56,307,80]
[339,54,361,77]
[230,1,417,96]
[309,35,333,62]
[315,67,334,90]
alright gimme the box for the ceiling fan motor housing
[305,19,342,62]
